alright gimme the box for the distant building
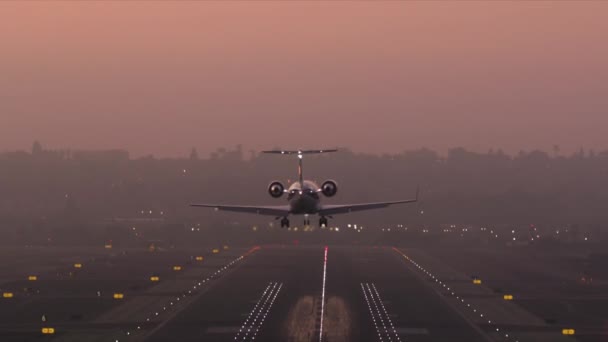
[71,149,129,162]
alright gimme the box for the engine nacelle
[321,180,338,197]
[268,181,285,198]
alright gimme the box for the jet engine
[321,180,338,197]
[268,181,285,198]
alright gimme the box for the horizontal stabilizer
[262,149,338,155]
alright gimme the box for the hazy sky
[1,2,607,157]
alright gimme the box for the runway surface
[0,244,587,342]
[144,245,486,341]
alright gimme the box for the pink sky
[1,2,607,157]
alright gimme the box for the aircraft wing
[318,187,419,216]
[318,199,418,216]
[190,203,290,217]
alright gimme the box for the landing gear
[319,217,328,228]
[280,217,290,228]
[303,219,310,226]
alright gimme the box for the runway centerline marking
[319,246,328,342]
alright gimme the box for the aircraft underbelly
[290,196,319,215]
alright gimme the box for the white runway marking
[319,246,328,342]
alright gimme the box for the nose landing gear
[280,217,290,228]
[319,217,328,228]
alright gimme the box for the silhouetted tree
[32,141,43,155]
[189,147,199,160]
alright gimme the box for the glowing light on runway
[392,247,520,342]
[235,282,283,341]
[361,283,401,342]
[371,283,401,341]
[319,246,328,342]
[365,284,392,341]
[236,283,274,340]
[251,283,283,340]
[120,248,260,340]
[361,284,384,342]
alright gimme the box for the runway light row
[235,282,283,341]
[250,283,282,340]
[371,283,401,342]
[361,283,385,342]
[392,247,520,342]
[361,283,401,342]
[116,248,259,341]
[235,282,276,340]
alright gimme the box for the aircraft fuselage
[287,180,321,215]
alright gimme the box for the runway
[0,244,586,342]
[147,245,503,342]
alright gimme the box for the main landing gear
[278,216,328,228]
[319,216,328,228]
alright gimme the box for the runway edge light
[562,328,575,335]
[41,327,55,334]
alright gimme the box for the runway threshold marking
[361,283,402,342]
[319,246,328,342]
[235,282,283,341]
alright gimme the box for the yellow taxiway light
[562,328,575,335]
[212,249,220,254]
[503,294,514,300]
[41,327,55,335]
[104,244,112,249]
[473,279,482,285]
[3,292,14,298]
[74,263,83,269]
[28,275,38,281]
[173,265,182,271]
[223,245,229,250]
[113,293,124,299]
[195,256,204,261]
[150,276,160,282]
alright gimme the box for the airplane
[190,149,418,228]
